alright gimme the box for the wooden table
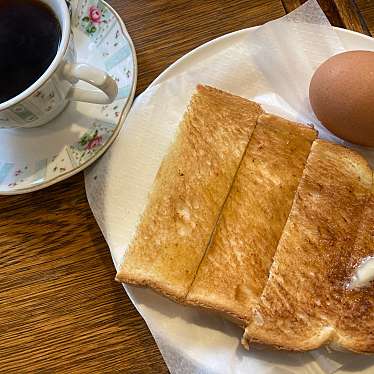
[1,1,373,372]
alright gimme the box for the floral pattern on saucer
[81,4,108,35]
[68,122,116,166]
[74,0,135,100]
[0,121,116,190]
[75,0,115,43]
[0,0,136,194]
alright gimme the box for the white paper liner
[85,1,374,372]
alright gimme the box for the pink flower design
[89,6,101,24]
[86,135,103,150]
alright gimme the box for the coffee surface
[0,0,61,103]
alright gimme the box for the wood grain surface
[357,0,374,35]
[283,0,371,35]
[0,1,373,373]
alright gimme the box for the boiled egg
[309,50,374,147]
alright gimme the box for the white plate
[143,27,374,373]
[0,0,137,194]
[151,27,374,85]
[89,25,374,373]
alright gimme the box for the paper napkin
[85,1,374,373]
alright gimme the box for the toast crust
[243,140,373,353]
[186,114,317,322]
[116,85,263,301]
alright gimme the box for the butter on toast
[334,184,374,353]
[186,114,317,323]
[116,85,263,301]
[243,140,373,352]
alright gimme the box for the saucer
[0,0,137,194]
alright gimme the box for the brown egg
[309,50,374,147]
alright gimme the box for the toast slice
[186,114,317,323]
[243,140,373,352]
[334,184,374,353]
[116,85,263,301]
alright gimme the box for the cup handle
[62,63,118,104]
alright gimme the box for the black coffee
[0,0,61,103]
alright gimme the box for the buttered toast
[116,85,374,354]
[116,85,263,301]
[186,114,317,323]
[334,184,374,353]
[243,140,373,352]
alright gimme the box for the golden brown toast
[186,114,317,324]
[243,140,373,353]
[334,184,374,353]
[116,85,263,301]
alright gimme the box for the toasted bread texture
[243,140,373,353]
[186,114,317,323]
[335,184,374,353]
[116,85,263,301]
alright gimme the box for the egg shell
[309,50,374,147]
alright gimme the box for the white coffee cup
[0,0,118,129]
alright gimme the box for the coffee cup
[0,0,118,129]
